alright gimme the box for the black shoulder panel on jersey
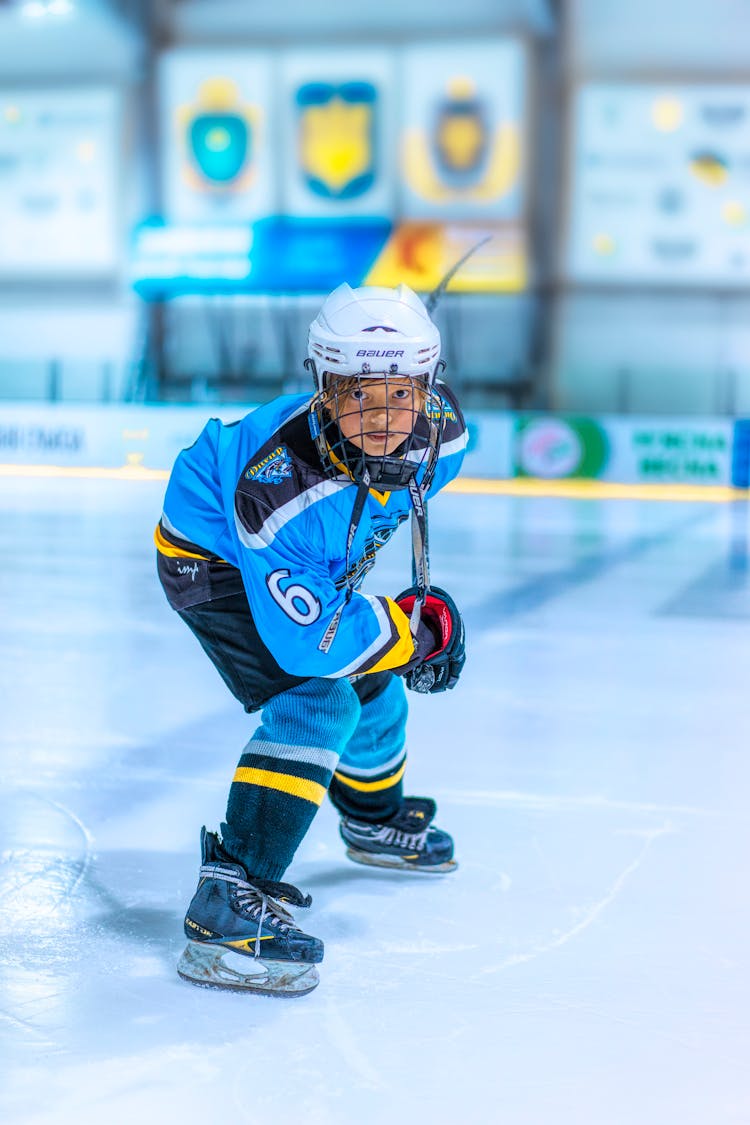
[234,408,328,537]
[279,408,322,471]
[435,380,466,443]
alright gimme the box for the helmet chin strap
[317,469,371,655]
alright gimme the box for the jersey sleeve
[425,381,468,498]
[232,478,416,679]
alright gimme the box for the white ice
[1,474,748,1125]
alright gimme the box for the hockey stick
[409,234,493,606]
[424,234,492,316]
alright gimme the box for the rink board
[0,402,747,486]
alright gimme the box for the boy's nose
[366,399,388,418]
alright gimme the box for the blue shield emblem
[433,79,489,186]
[181,77,255,188]
[189,114,249,183]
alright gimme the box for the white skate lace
[349,823,429,851]
[200,864,297,959]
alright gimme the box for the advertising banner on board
[513,415,735,485]
[0,406,742,488]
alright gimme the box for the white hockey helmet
[306,284,446,491]
[306,283,442,389]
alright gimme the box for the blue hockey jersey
[156,386,467,681]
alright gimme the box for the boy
[156,282,467,996]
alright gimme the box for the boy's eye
[391,388,410,400]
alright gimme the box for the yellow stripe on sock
[232,766,327,805]
[333,761,406,792]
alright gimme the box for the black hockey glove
[394,585,466,694]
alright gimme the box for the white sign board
[0,87,119,276]
[568,84,750,284]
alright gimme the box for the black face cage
[308,371,446,491]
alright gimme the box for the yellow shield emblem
[434,77,488,181]
[297,81,376,199]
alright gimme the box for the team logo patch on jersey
[426,395,456,423]
[372,513,408,548]
[245,445,293,485]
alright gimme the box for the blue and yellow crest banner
[400,41,526,221]
[161,51,274,223]
[296,81,377,200]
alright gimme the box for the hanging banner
[131,217,392,297]
[364,220,526,292]
[0,87,119,277]
[279,49,395,217]
[160,50,276,223]
[399,40,527,221]
[136,40,530,294]
[568,84,750,284]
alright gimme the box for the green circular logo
[515,417,609,479]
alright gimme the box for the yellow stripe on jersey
[232,766,327,806]
[362,597,415,675]
[154,523,209,560]
[333,761,407,792]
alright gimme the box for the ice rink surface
[1,472,749,1125]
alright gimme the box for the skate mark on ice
[0,794,93,917]
[322,999,382,1090]
[480,822,673,975]
[0,1007,60,1049]
[37,796,94,898]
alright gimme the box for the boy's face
[332,376,425,457]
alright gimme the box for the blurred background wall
[0,0,748,414]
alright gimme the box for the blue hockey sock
[329,674,408,822]
[222,678,360,880]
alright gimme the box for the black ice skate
[339,797,457,873]
[177,827,323,997]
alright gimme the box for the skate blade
[345,847,458,874]
[177,941,320,997]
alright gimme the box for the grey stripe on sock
[243,739,340,772]
[335,750,406,779]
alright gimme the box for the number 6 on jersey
[266,569,321,625]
